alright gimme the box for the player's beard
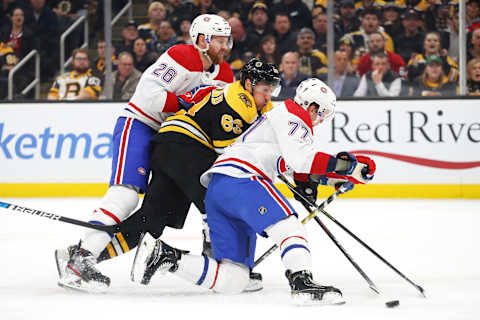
[206,48,224,65]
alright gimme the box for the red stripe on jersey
[284,99,313,132]
[115,118,132,184]
[280,236,307,250]
[255,177,293,216]
[128,102,162,125]
[310,152,335,175]
[215,158,271,181]
[214,62,234,83]
[100,208,121,224]
[167,44,203,72]
[163,91,180,112]
[293,172,309,182]
[209,263,221,289]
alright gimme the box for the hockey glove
[334,152,376,184]
[310,174,355,194]
[177,85,215,110]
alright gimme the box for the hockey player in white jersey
[131,78,376,305]
[55,14,234,293]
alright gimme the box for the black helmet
[240,58,280,88]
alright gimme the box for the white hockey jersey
[122,44,234,131]
[200,99,336,187]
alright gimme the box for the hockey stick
[278,175,380,295]
[280,177,426,298]
[253,185,345,268]
[0,200,121,233]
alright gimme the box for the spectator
[227,17,253,67]
[175,19,193,45]
[272,12,296,57]
[0,7,34,59]
[256,34,281,65]
[335,0,360,37]
[468,28,480,61]
[48,0,86,57]
[447,9,460,63]
[24,0,60,80]
[382,2,403,39]
[295,27,328,78]
[312,12,328,54]
[337,34,358,73]
[245,2,274,55]
[271,0,312,31]
[131,37,154,72]
[348,8,395,60]
[354,52,402,97]
[148,20,177,58]
[357,31,405,77]
[407,31,459,82]
[1,0,27,25]
[217,10,231,21]
[0,41,18,99]
[47,48,102,100]
[275,51,308,99]
[228,0,256,26]
[467,57,480,95]
[112,51,141,101]
[409,54,457,96]
[354,0,386,13]
[393,8,425,65]
[191,0,218,18]
[320,50,360,97]
[114,20,139,55]
[164,0,192,31]
[467,0,480,26]
[91,39,117,75]
[137,2,167,42]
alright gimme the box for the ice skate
[244,271,263,292]
[57,244,110,293]
[286,270,345,306]
[131,232,184,285]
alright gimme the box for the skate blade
[243,278,263,293]
[292,292,346,306]
[54,249,69,279]
[131,232,157,284]
[58,275,108,294]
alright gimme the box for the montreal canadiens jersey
[158,81,274,153]
[200,99,335,187]
[123,44,234,131]
[48,69,103,100]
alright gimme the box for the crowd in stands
[1,0,480,101]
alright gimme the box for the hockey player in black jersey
[55,58,280,293]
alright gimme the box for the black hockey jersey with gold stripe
[159,81,273,153]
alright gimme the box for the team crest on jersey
[238,93,252,108]
[258,206,267,215]
[137,167,146,175]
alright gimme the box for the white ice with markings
[1,198,479,320]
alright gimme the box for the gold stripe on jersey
[213,137,237,149]
[159,125,214,150]
[225,81,262,125]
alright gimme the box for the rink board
[0,99,479,198]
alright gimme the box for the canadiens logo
[137,167,146,175]
[320,87,328,93]
[204,17,210,22]
[258,206,267,215]
[238,93,252,108]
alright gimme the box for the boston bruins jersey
[158,81,274,154]
[48,69,103,100]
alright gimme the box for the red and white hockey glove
[177,85,216,110]
[332,152,376,185]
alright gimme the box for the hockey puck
[385,300,400,308]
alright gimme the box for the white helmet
[190,14,232,53]
[294,78,336,124]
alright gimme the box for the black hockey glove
[293,179,319,210]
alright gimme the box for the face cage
[205,34,233,50]
[313,108,335,126]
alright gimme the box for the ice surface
[1,198,479,320]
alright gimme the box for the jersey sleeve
[48,77,60,98]
[84,74,103,98]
